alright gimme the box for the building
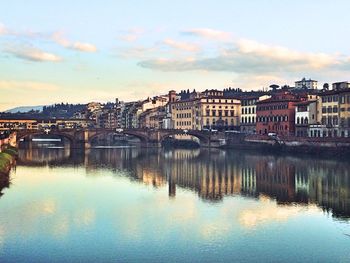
[120,96,169,129]
[295,100,318,137]
[97,109,117,128]
[115,99,125,129]
[139,106,167,129]
[171,89,241,131]
[256,89,302,136]
[240,95,270,134]
[317,83,350,137]
[295,78,318,89]
[332,81,350,90]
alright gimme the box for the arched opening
[17,132,74,149]
[161,131,209,148]
[89,131,147,147]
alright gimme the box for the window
[341,118,345,126]
[340,96,346,104]
[333,116,338,125]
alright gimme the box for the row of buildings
[1,78,350,138]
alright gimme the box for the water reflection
[16,147,350,220]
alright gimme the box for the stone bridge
[14,128,223,148]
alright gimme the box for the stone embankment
[223,134,350,156]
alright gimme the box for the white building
[240,95,270,133]
[295,100,318,137]
[295,78,318,89]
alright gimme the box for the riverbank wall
[222,134,350,156]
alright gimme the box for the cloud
[138,38,348,75]
[118,28,145,42]
[4,45,62,62]
[162,38,200,52]
[182,28,231,41]
[52,31,97,52]
[71,42,97,52]
[0,22,48,39]
[0,80,60,91]
[0,23,7,35]
[115,46,160,59]
[236,39,335,69]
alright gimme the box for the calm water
[0,146,349,262]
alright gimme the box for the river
[0,145,349,262]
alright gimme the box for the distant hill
[4,105,45,113]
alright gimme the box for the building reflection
[15,146,350,220]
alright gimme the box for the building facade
[295,78,318,89]
[318,85,350,137]
[256,90,302,136]
[295,100,318,137]
[171,90,241,131]
[240,95,270,134]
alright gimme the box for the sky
[1,0,350,111]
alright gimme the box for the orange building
[256,89,303,136]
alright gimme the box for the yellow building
[318,83,350,137]
[339,89,350,137]
[171,90,241,130]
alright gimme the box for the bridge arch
[87,129,149,145]
[159,130,210,146]
[16,130,76,148]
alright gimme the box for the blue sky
[1,0,350,110]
